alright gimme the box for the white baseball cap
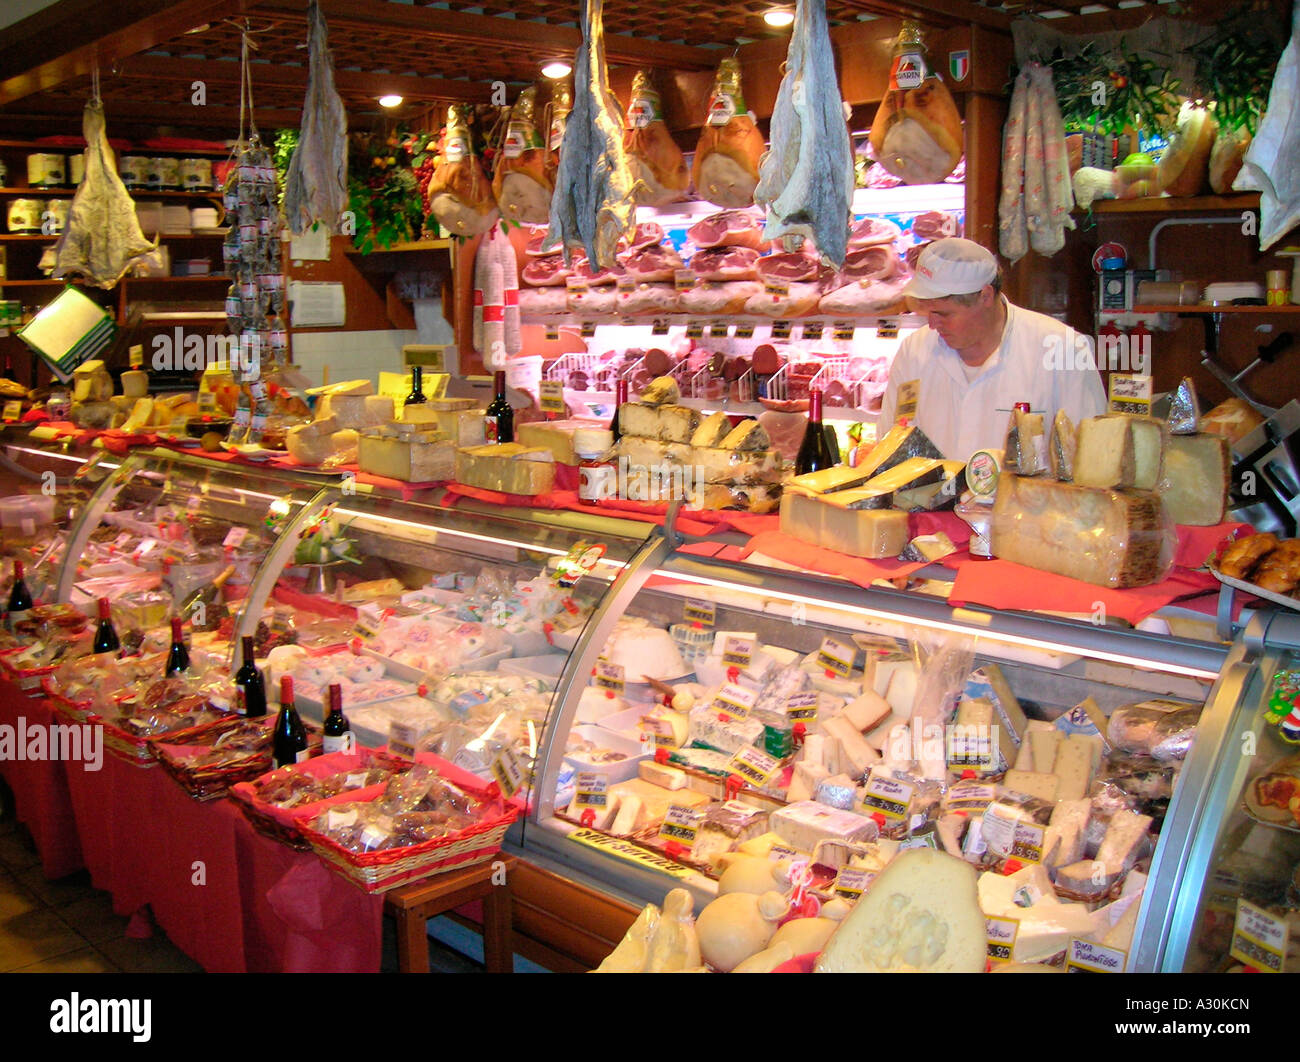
[903,238,998,300]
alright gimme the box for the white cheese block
[1109,414,1165,490]
[1028,727,1061,776]
[801,734,828,770]
[1049,409,1076,481]
[120,370,150,399]
[287,423,339,465]
[770,801,877,858]
[1002,770,1060,803]
[978,868,1103,963]
[1042,798,1090,868]
[318,394,395,430]
[308,379,374,397]
[787,761,830,804]
[455,443,555,494]
[885,665,919,718]
[619,402,661,438]
[841,691,893,733]
[818,849,986,972]
[1160,433,1230,525]
[658,405,701,444]
[872,658,912,698]
[818,504,908,559]
[121,397,154,432]
[821,715,882,775]
[1053,734,1094,801]
[1073,415,1137,489]
[688,707,764,755]
[1015,410,1048,476]
[569,792,620,831]
[638,761,688,790]
[610,794,648,836]
[1094,810,1152,875]
[1015,720,1056,771]
[360,435,456,482]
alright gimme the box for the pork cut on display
[689,246,761,281]
[426,104,498,237]
[283,0,348,235]
[687,209,768,250]
[753,0,854,268]
[624,70,691,206]
[493,86,554,225]
[870,21,964,185]
[693,57,766,208]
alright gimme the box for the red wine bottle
[321,683,353,754]
[404,364,427,406]
[610,378,628,442]
[92,597,120,655]
[6,559,33,630]
[794,388,837,476]
[272,676,309,767]
[484,370,514,443]
[164,617,190,677]
[233,635,267,718]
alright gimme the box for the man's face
[909,287,993,355]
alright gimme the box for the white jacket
[879,299,1106,461]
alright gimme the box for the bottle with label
[609,378,628,442]
[92,597,120,655]
[272,676,310,767]
[6,559,33,631]
[164,617,190,677]
[404,364,427,406]
[322,683,354,755]
[574,428,616,502]
[795,388,837,476]
[233,634,267,718]
[484,370,514,443]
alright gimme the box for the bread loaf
[1157,103,1217,198]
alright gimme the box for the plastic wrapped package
[1106,699,1201,760]
[990,474,1176,588]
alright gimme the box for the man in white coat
[878,238,1106,461]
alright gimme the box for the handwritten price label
[986,916,1019,964]
[1066,937,1127,973]
[572,772,609,811]
[1010,822,1045,865]
[785,690,819,722]
[683,599,716,626]
[726,746,779,787]
[720,635,754,668]
[657,805,703,848]
[594,660,625,694]
[710,683,757,719]
[833,866,874,901]
[491,746,526,798]
[539,379,566,415]
[859,775,913,822]
[1230,899,1288,972]
[816,636,855,678]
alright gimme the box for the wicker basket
[155,717,274,801]
[40,676,97,723]
[93,706,237,768]
[0,647,58,691]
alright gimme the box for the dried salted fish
[284,1,348,235]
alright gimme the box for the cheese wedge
[1074,415,1137,489]
[1160,432,1230,525]
[691,411,733,448]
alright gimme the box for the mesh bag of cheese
[990,474,1176,588]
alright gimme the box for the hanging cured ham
[473,226,521,370]
[426,104,498,237]
[283,0,348,235]
[493,86,552,225]
[753,0,854,269]
[693,58,766,208]
[870,21,964,185]
[546,0,637,270]
[624,70,690,206]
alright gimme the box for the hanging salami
[624,70,690,206]
[693,58,766,208]
[493,86,552,225]
[426,104,498,237]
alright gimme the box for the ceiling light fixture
[541,60,572,79]
[764,8,795,27]
[378,94,403,108]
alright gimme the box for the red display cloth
[0,687,83,878]
[740,531,929,586]
[271,582,359,621]
[1174,522,1253,570]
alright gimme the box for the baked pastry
[1219,533,1279,579]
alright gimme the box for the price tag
[616,275,636,293]
[113,533,132,551]
[572,771,609,811]
[136,538,158,557]
[771,320,793,340]
[943,780,996,814]
[816,635,856,678]
[490,746,526,798]
[802,320,825,341]
[1108,373,1153,415]
[565,276,589,295]
[1066,937,1128,973]
[2,400,21,423]
[785,690,819,722]
[859,774,913,823]
[763,278,790,298]
[734,322,756,339]
[720,635,754,668]
[579,320,598,338]
[197,391,218,413]
[767,844,799,862]
[539,379,566,415]
[221,526,248,550]
[544,324,560,342]
[1230,899,1289,972]
[620,317,639,328]
[594,660,625,694]
[1010,821,1045,864]
[658,804,703,847]
[978,805,1019,859]
[674,269,696,292]
[833,866,874,901]
[710,683,757,719]
[639,715,679,749]
[986,916,1019,964]
[651,318,670,336]
[726,745,779,787]
[896,379,920,423]
[686,319,706,339]
[833,320,856,341]
[553,541,606,588]
[706,322,729,339]
[388,721,423,760]
[683,598,716,626]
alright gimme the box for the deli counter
[1,435,1296,974]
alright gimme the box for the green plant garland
[347,129,438,254]
[1187,27,1283,133]
[1049,41,1181,135]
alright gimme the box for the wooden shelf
[0,234,55,242]
[0,278,65,286]
[1091,193,1261,215]
[0,188,221,199]
[0,140,230,156]
[1133,304,1300,314]
[124,275,226,283]
[344,238,452,254]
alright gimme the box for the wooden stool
[384,855,516,973]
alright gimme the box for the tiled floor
[0,780,484,973]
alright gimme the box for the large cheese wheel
[1157,104,1218,198]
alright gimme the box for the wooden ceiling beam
[0,94,301,129]
[0,0,243,106]
[834,0,1013,31]
[247,0,722,70]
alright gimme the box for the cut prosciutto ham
[689,245,760,281]
[839,244,902,283]
[493,85,553,226]
[679,281,763,315]
[744,282,823,317]
[688,209,767,250]
[756,252,826,284]
[621,243,684,282]
[693,57,766,208]
[571,258,626,285]
[624,70,690,206]
[910,209,960,241]
[847,216,902,247]
[817,274,910,316]
[619,221,665,253]
[521,253,571,286]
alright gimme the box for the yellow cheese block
[517,418,606,465]
[357,434,456,482]
[1160,433,1229,525]
[455,443,555,495]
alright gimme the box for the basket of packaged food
[41,650,173,723]
[293,759,518,892]
[154,716,281,801]
[91,676,237,766]
[229,748,411,848]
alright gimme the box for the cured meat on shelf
[910,209,960,241]
[283,1,348,235]
[615,283,679,315]
[620,221,666,253]
[624,70,691,207]
[754,0,854,267]
[571,258,627,285]
[546,0,637,270]
[817,273,910,316]
[568,286,620,315]
[688,209,768,250]
[689,245,760,281]
[839,244,902,283]
[847,216,902,248]
[693,57,766,208]
[493,85,553,226]
[524,227,558,257]
[756,252,828,284]
[870,22,964,186]
[426,104,498,237]
[521,253,570,286]
[743,282,824,317]
[472,226,521,368]
[518,286,569,314]
[621,243,684,282]
[678,281,763,315]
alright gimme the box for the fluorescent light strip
[4,446,86,464]
[655,570,1222,680]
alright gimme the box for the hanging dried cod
[283,0,348,235]
[53,98,156,287]
[493,86,552,225]
[545,0,636,270]
[753,0,853,268]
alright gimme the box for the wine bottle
[6,559,33,630]
[233,635,267,718]
[272,675,309,767]
[610,378,628,442]
[794,388,837,476]
[164,617,190,677]
[321,683,354,755]
[484,370,514,443]
[404,365,427,406]
[92,597,120,655]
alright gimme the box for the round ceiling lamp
[764,8,795,27]
[378,94,403,108]
[542,60,573,79]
